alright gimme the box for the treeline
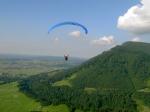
[0,73,23,84]
[19,74,137,112]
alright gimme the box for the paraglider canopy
[48,21,88,35]
[48,21,88,61]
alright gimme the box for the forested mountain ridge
[61,41,150,91]
[19,42,150,112]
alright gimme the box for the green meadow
[0,82,70,112]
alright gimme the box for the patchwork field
[0,55,84,76]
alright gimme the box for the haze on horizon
[0,0,150,58]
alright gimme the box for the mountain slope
[57,42,150,91]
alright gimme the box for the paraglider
[48,21,88,35]
[48,21,88,61]
[64,54,69,61]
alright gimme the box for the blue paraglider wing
[48,22,88,34]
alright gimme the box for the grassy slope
[135,99,150,112]
[135,79,150,112]
[0,82,69,112]
[53,73,77,87]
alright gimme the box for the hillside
[52,42,150,91]
[19,42,150,112]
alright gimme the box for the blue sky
[0,0,149,58]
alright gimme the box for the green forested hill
[19,42,150,112]
[68,42,150,90]
[121,42,150,55]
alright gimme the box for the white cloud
[131,37,141,42]
[91,36,115,46]
[54,37,59,41]
[69,31,81,37]
[117,0,150,34]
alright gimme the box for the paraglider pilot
[64,55,69,61]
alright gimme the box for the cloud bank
[91,36,115,46]
[117,0,150,34]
